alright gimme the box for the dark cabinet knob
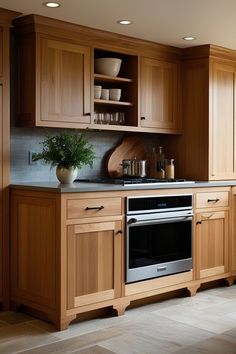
[140,117,146,120]
[116,230,122,235]
[196,221,202,225]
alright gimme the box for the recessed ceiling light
[183,36,196,41]
[43,2,61,8]
[117,20,133,25]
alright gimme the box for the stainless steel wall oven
[126,194,193,283]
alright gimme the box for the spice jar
[164,159,175,179]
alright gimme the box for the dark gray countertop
[10,180,236,193]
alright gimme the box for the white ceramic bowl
[95,58,122,77]
[109,88,121,101]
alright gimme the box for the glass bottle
[156,146,165,178]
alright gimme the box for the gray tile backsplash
[10,127,160,183]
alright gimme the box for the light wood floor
[1,284,236,354]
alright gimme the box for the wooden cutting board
[107,135,147,178]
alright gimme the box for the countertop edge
[10,180,236,193]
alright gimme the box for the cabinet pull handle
[116,230,122,235]
[207,198,219,203]
[140,116,146,120]
[196,221,202,225]
[84,113,90,116]
[85,206,104,211]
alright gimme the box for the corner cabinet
[15,34,91,127]
[140,57,181,132]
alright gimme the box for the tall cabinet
[164,45,236,181]
[0,8,19,308]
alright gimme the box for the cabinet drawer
[195,191,228,209]
[67,197,122,219]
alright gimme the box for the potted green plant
[32,131,95,183]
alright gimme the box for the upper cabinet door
[38,38,91,126]
[140,57,180,132]
[210,61,236,179]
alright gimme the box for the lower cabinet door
[196,210,229,279]
[67,220,123,309]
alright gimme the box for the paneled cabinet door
[140,57,179,131]
[195,211,229,279]
[210,61,236,179]
[67,221,123,310]
[39,37,91,126]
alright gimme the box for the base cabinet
[67,221,123,309]
[10,187,234,330]
[194,189,230,282]
[195,210,229,279]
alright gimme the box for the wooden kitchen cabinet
[10,188,125,330]
[13,14,182,134]
[194,189,230,282]
[0,9,20,309]
[195,210,229,279]
[164,46,236,180]
[140,57,181,132]
[15,33,91,128]
[67,220,123,309]
[231,187,236,275]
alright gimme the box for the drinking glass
[118,112,125,125]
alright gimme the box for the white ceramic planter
[56,165,78,184]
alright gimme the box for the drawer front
[195,191,228,209]
[67,197,122,219]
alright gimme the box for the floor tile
[0,284,236,354]
[18,327,123,354]
[173,333,236,354]
[0,322,59,354]
[72,345,116,354]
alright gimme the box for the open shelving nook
[93,48,138,128]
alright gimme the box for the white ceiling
[1,0,236,50]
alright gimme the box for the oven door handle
[128,215,193,226]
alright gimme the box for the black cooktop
[75,177,191,186]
